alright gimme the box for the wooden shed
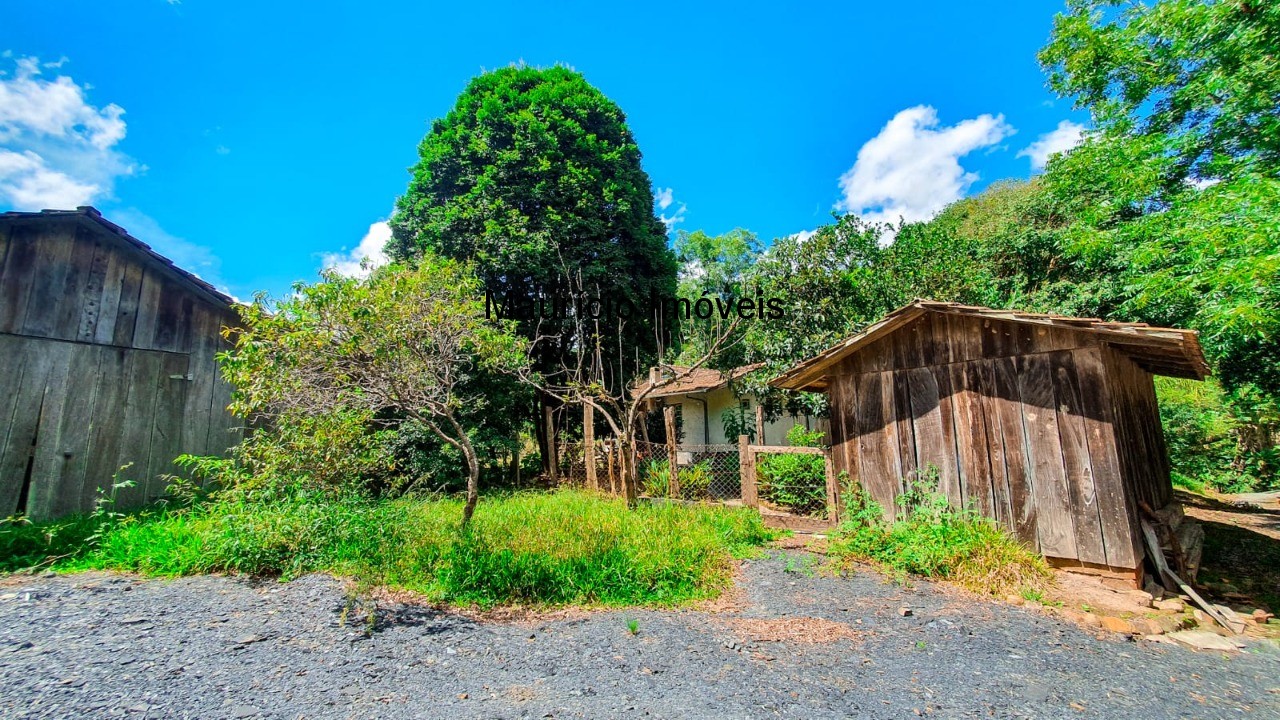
[0,207,242,520]
[771,300,1209,575]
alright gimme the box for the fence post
[606,440,616,495]
[823,451,839,524]
[739,434,758,507]
[663,404,680,497]
[545,404,558,484]
[754,404,765,446]
[583,404,597,490]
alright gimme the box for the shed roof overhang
[770,300,1209,392]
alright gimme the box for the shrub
[639,459,714,500]
[756,425,827,516]
[828,468,1050,597]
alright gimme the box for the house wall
[666,387,825,448]
[0,215,242,519]
[826,311,1142,570]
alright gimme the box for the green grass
[0,489,775,608]
[827,478,1051,597]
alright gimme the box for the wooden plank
[990,357,1037,548]
[748,444,827,456]
[739,434,758,506]
[904,366,956,498]
[950,363,994,517]
[75,230,112,342]
[114,350,164,508]
[838,368,860,487]
[144,352,191,503]
[583,403,597,490]
[111,260,146,347]
[0,335,40,515]
[929,365,964,506]
[664,404,679,496]
[22,340,75,519]
[0,225,40,334]
[29,343,104,518]
[1049,351,1108,566]
[854,371,900,519]
[130,270,163,351]
[975,361,1014,531]
[179,309,217,456]
[1074,348,1139,569]
[83,346,134,505]
[891,369,918,483]
[94,248,129,345]
[20,221,77,339]
[1015,353,1078,561]
[51,225,99,341]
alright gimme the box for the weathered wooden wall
[0,214,240,519]
[827,312,1147,571]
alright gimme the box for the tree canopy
[389,65,678,390]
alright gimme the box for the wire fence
[554,439,743,504]
[753,447,830,518]
[634,441,742,502]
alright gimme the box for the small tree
[222,257,526,525]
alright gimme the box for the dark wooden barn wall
[827,312,1141,570]
[1101,345,1174,514]
[0,217,240,519]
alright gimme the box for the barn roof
[771,300,1209,392]
[0,206,236,309]
[632,363,764,399]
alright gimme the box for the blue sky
[1,1,1087,300]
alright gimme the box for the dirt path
[1,552,1277,719]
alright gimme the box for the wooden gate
[738,434,840,532]
[0,334,190,519]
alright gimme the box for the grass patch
[827,474,1051,597]
[1,489,775,608]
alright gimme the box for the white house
[635,364,826,449]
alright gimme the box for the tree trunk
[456,427,482,527]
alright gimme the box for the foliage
[2,491,776,608]
[218,258,528,522]
[639,458,714,500]
[672,228,762,367]
[720,405,755,444]
[755,425,828,517]
[388,64,678,396]
[828,470,1051,597]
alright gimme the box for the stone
[1154,598,1185,613]
[1099,616,1134,634]
[1253,609,1275,623]
[1128,618,1164,635]
[898,607,913,617]
[1005,595,1024,606]
[1167,630,1245,652]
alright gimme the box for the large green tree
[389,65,678,468]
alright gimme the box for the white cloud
[836,105,1014,227]
[215,145,230,155]
[654,187,686,231]
[323,221,391,278]
[655,187,674,211]
[1018,120,1086,170]
[0,55,135,209]
[789,229,816,244]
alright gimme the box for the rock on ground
[0,551,1277,719]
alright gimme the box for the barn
[770,300,1209,576]
[0,207,242,520]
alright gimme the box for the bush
[4,490,776,608]
[756,425,828,516]
[639,459,714,500]
[828,469,1050,597]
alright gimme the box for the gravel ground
[1,550,1277,719]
